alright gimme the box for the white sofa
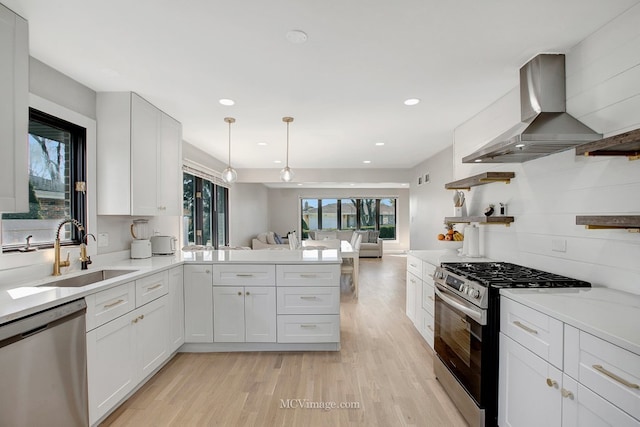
[251,231,289,249]
[307,230,383,258]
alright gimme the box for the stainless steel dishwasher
[0,299,89,426]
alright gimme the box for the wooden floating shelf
[445,216,515,226]
[576,215,640,232]
[575,128,640,160]
[445,172,516,190]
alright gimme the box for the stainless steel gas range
[432,262,591,427]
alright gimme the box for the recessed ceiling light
[474,159,482,163]
[286,30,308,44]
[219,99,235,106]
[375,142,385,146]
[273,160,282,164]
[363,160,371,164]
[404,98,420,106]
[257,142,268,146]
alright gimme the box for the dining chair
[341,233,362,295]
[288,232,299,250]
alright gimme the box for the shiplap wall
[452,4,640,294]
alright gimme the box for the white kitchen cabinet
[168,266,185,352]
[406,271,418,323]
[213,286,276,342]
[0,4,28,213]
[499,296,640,426]
[87,295,169,425]
[96,92,182,216]
[184,265,213,343]
[499,333,563,427]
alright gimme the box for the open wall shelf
[576,215,640,232]
[445,216,515,226]
[575,128,640,160]
[445,172,515,190]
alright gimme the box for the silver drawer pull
[147,284,162,291]
[236,273,254,277]
[593,365,640,389]
[561,388,574,399]
[300,324,317,328]
[104,299,124,309]
[300,296,318,300]
[300,274,317,278]
[513,320,538,335]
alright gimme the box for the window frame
[182,172,229,248]
[1,107,87,252]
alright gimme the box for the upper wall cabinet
[97,92,182,216]
[0,5,28,213]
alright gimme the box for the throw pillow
[369,231,380,243]
[274,233,283,244]
[257,232,268,243]
[266,231,277,245]
[355,230,368,243]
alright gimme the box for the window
[182,172,229,247]
[1,108,86,251]
[300,197,397,239]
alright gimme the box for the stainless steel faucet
[53,219,85,276]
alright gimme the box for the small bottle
[499,203,507,216]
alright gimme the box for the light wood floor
[102,255,467,426]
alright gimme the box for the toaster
[150,235,177,255]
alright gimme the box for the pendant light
[280,116,295,182]
[221,117,237,183]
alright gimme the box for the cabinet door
[0,5,28,213]
[86,310,137,425]
[130,93,159,216]
[158,113,182,216]
[168,266,185,352]
[406,271,417,322]
[245,286,276,343]
[562,374,639,427]
[213,286,245,342]
[136,296,170,380]
[184,265,213,343]
[499,333,562,427]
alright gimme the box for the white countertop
[0,248,340,325]
[501,287,640,356]
[408,249,493,266]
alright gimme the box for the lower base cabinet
[212,286,276,342]
[87,295,169,425]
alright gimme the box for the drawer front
[277,314,340,343]
[136,271,168,307]
[277,287,340,315]
[406,255,423,279]
[422,261,436,280]
[85,281,136,331]
[500,297,563,369]
[276,264,340,287]
[422,279,435,316]
[565,329,640,421]
[212,264,275,285]
[419,307,434,349]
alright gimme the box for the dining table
[301,239,359,298]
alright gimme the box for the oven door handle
[435,284,487,325]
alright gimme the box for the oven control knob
[469,289,481,299]
[460,284,468,293]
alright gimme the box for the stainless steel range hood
[462,54,602,163]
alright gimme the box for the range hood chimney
[462,54,602,163]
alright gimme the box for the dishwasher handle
[0,299,86,348]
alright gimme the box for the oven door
[434,283,486,405]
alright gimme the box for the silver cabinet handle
[546,378,558,388]
[409,263,418,268]
[300,274,317,278]
[300,324,317,328]
[300,296,318,300]
[147,283,162,291]
[236,273,254,277]
[246,291,250,296]
[104,299,124,309]
[237,291,243,296]
[513,320,538,335]
[561,388,574,399]
[593,365,640,389]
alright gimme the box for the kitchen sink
[42,269,138,288]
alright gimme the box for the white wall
[229,183,269,247]
[266,187,411,252]
[451,4,640,294]
[409,146,457,250]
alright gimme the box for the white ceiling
[5,0,640,176]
